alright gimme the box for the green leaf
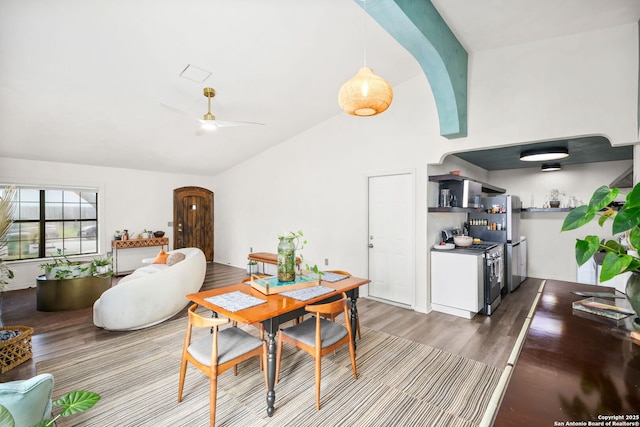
[0,405,15,427]
[626,182,640,208]
[53,390,100,417]
[561,205,594,231]
[629,227,640,251]
[588,186,618,211]
[575,236,600,266]
[602,239,626,254]
[597,208,615,227]
[612,206,640,235]
[600,252,633,282]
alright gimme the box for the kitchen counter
[493,279,640,425]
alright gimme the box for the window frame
[1,185,100,261]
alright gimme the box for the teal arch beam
[359,0,468,138]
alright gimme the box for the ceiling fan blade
[160,103,196,120]
[207,120,265,128]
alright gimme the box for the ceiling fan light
[338,67,393,116]
[541,163,562,172]
[200,121,218,131]
[520,147,569,162]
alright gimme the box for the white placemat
[205,291,266,312]
[304,272,349,282]
[279,285,335,301]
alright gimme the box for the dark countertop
[494,280,640,425]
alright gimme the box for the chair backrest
[304,296,348,318]
[184,304,232,367]
[0,373,54,427]
[304,293,353,351]
[187,303,229,329]
[326,270,351,276]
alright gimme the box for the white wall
[0,157,214,290]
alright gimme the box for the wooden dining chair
[178,304,267,426]
[275,292,357,410]
[322,270,361,339]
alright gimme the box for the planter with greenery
[40,249,92,280]
[38,251,111,311]
[247,259,258,275]
[92,256,113,276]
[561,182,640,330]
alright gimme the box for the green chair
[0,373,54,426]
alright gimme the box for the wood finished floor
[0,262,540,382]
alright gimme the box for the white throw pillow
[166,252,186,266]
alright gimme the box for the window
[0,186,98,261]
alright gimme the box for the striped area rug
[37,317,501,426]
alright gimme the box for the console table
[112,237,169,275]
[494,280,640,425]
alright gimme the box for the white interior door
[368,173,414,306]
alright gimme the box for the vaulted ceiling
[1,0,638,176]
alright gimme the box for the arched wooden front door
[173,186,214,261]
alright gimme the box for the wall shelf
[428,207,481,213]
[521,208,572,213]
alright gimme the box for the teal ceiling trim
[359,0,468,138]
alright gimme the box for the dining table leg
[349,289,359,351]
[264,319,278,416]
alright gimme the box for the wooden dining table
[186,274,370,417]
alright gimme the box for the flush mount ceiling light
[338,0,393,116]
[541,163,562,172]
[520,147,569,162]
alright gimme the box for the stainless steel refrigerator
[468,195,526,292]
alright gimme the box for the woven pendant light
[338,0,393,116]
[338,67,393,116]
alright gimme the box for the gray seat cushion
[188,327,263,366]
[281,316,347,348]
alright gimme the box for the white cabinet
[430,250,484,319]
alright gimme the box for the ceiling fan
[161,87,265,136]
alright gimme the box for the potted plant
[247,259,258,275]
[40,249,92,280]
[113,230,122,240]
[561,182,640,330]
[548,189,565,208]
[92,256,113,276]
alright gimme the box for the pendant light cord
[363,0,367,68]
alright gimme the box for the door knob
[368,244,374,248]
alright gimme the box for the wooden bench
[248,252,301,273]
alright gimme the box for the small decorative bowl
[153,231,165,238]
[453,235,473,247]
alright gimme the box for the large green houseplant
[0,186,16,292]
[561,182,640,329]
